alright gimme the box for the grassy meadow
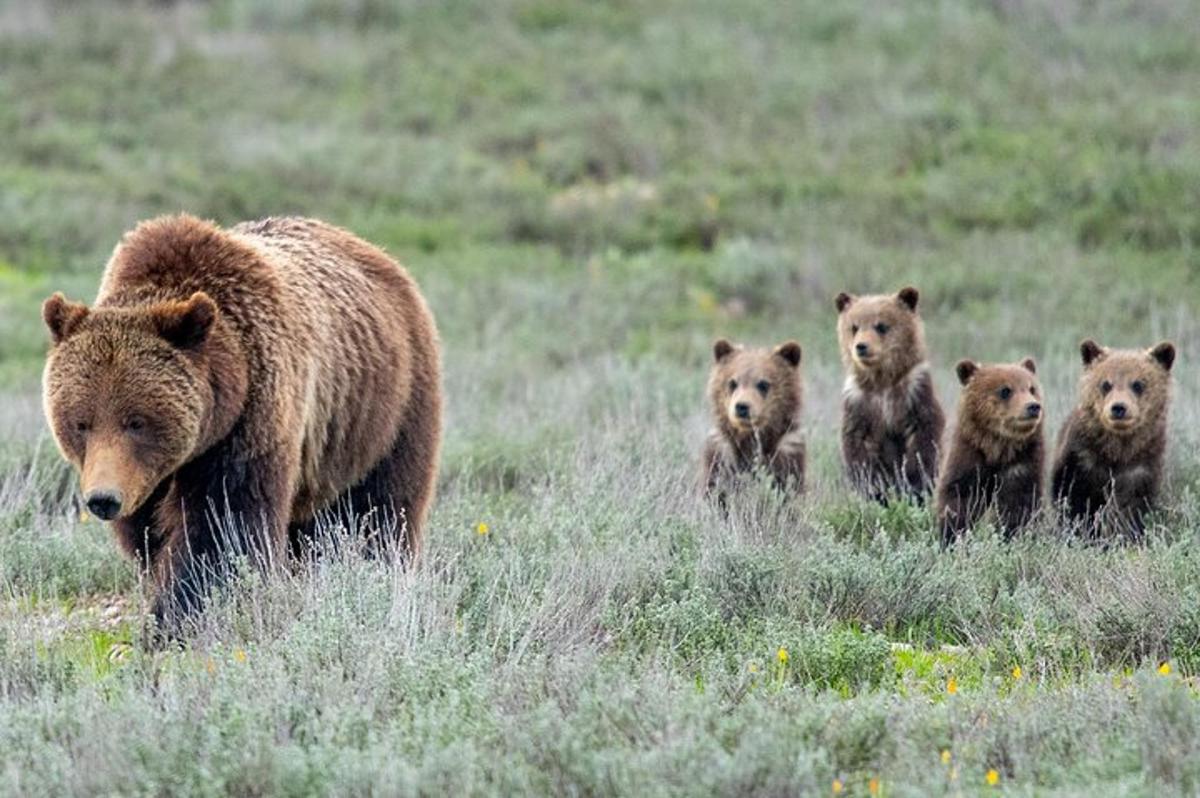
[3,0,1200,794]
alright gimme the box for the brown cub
[836,286,945,500]
[1051,340,1175,539]
[42,215,442,634]
[936,358,1045,544]
[700,339,805,497]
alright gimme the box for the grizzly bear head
[708,339,803,439]
[41,291,244,521]
[1076,339,1174,436]
[834,286,927,390]
[954,357,1044,448]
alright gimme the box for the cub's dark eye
[1100,381,1113,395]
[728,379,738,392]
[874,323,889,335]
[74,421,90,433]
[1131,381,1146,395]
[850,324,859,334]
[1030,386,1039,398]
[756,380,770,395]
[998,386,1013,401]
[123,416,145,432]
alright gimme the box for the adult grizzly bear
[42,215,441,632]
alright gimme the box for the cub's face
[1077,339,1174,435]
[709,339,802,435]
[41,293,216,521]
[956,358,1043,440]
[835,287,923,378]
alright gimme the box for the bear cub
[936,358,1044,544]
[1051,339,1175,540]
[835,286,945,501]
[700,339,805,497]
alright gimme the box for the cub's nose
[85,490,123,521]
[1110,403,1128,420]
[855,342,870,356]
[734,402,751,419]
[1024,402,1042,419]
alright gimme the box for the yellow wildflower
[1011,665,1022,680]
[940,749,951,765]
[233,649,247,663]
[475,522,489,536]
[868,776,880,796]
[1159,661,1172,676]
[748,662,759,674]
[986,769,1000,786]
[946,676,958,695]
[831,778,843,794]
[777,647,789,665]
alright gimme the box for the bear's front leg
[936,470,988,546]
[995,464,1042,540]
[151,444,295,637]
[1110,465,1157,541]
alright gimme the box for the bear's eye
[1030,386,1039,398]
[728,379,738,392]
[850,324,859,334]
[874,323,889,335]
[74,421,90,433]
[1131,380,1146,395]
[998,386,1013,401]
[123,416,145,432]
[1100,381,1113,395]
[756,380,770,395]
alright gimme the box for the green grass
[3,0,1200,794]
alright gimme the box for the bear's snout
[84,489,123,521]
[1024,402,1041,419]
[1110,402,1128,420]
[734,402,751,419]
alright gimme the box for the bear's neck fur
[957,409,1042,466]
[1068,406,1167,467]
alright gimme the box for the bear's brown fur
[835,286,945,500]
[935,358,1044,544]
[42,215,442,631]
[1051,339,1175,540]
[700,339,805,497]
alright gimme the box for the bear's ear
[1080,339,1106,367]
[1020,357,1037,375]
[774,341,802,368]
[897,286,920,311]
[153,292,217,350]
[713,338,736,363]
[955,359,979,385]
[1149,341,1176,372]
[42,293,89,344]
[834,292,854,313]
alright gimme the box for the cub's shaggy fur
[700,339,805,497]
[42,215,442,633]
[936,358,1044,544]
[835,286,944,500]
[1051,339,1175,539]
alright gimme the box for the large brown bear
[1051,339,1175,540]
[42,215,441,632]
[935,358,1044,544]
[700,338,805,498]
[835,286,945,501]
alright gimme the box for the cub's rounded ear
[774,341,802,368]
[1080,339,1106,367]
[1150,341,1176,372]
[42,293,89,344]
[897,286,919,311]
[713,338,736,363]
[1020,357,1037,375]
[154,292,217,350]
[834,292,854,313]
[955,359,979,385]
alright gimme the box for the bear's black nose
[734,402,751,419]
[1110,403,1128,420]
[1024,402,1041,419]
[85,491,122,521]
[855,342,870,355]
